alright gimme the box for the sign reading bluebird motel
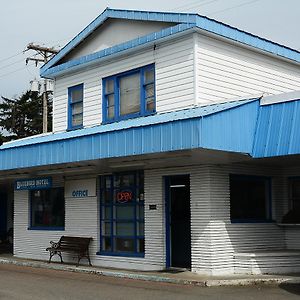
[15,177,52,191]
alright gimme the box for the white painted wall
[53,35,195,132]
[13,162,298,274]
[61,19,175,63]
[196,33,300,105]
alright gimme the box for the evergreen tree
[0,90,52,143]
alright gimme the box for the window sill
[277,223,300,227]
[28,227,65,231]
[96,251,144,258]
[67,125,83,131]
[231,219,275,224]
[102,111,156,125]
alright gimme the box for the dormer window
[68,84,84,130]
[103,64,155,123]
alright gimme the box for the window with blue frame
[99,171,144,256]
[68,84,83,129]
[30,188,65,229]
[103,65,155,123]
[230,175,272,222]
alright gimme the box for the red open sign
[116,191,133,203]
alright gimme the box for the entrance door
[0,193,7,237]
[166,175,191,269]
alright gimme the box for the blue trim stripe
[41,8,300,78]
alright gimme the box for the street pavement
[0,264,300,300]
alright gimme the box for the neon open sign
[116,191,133,203]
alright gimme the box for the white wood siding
[13,162,297,274]
[196,33,300,105]
[52,35,194,132]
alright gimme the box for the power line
[209,0,260,16]
[0,66,29,80]
[172,0,208,10]
[172,0,221,12]
[0,58,26,70]
[0,50,26,64]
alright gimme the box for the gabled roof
[41,8,300,78]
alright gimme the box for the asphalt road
[0,264,300,300]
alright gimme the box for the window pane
[106,79,114,94]
[137,205,144,220]
[107,94,114,107]
[102,190,112,204]
[137,238,145,253]
[72,113,83,127]
[138,222,144,236]
[230,176,269,221]
[120,73,140,116]
[291,180,300,198]
[72,102,83,115]
[71,89,83,103]
[116,206,134,219]
[114,174,135,188]
[101,222,111,235]
[115,238,135,252]
[116,222,135,236]
[31,188,64,228]
[102,237,111,251]
[145,84,154,98]
[146,97,155,111]
[108,106,115,119]
[144,68,154,83]
[102,206,111,219]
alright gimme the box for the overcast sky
[0,0,299,99]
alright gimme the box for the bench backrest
[59,236,92,251]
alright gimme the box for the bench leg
[48,250,63,264]
[87,254,92,266]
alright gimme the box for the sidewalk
[0,254,300,287]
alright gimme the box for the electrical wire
[0,66,29,80]
[172,0,221,11]
[209,0,260,16]
[0,50,26,64]
[172,0,210,10]
[0,58,26,70]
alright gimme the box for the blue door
[165,175,191,269]
[0,193,7,238]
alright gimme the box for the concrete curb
[0,257,299,287]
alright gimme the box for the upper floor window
[103,64,155,123]
[68,84,83,130]
[230,175,272,223]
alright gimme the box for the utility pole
[26,43,59,133]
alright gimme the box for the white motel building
[0,8,300,276]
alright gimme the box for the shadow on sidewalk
[279,283,300,296]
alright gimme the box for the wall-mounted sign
[116,191,133,203]
[15,177,52,191]
[65,178,96,198]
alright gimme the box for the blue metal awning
[252,99,300,158]
[2,97,300,171]
[0,99,259,171]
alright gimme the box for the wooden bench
[46,236,92,266]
